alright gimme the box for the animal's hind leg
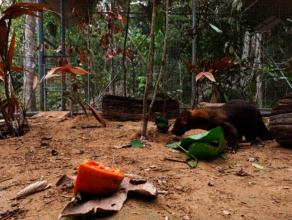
[243,129,257,145]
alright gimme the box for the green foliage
[130,139,144,148]
[166,126,226,159]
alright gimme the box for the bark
[24,0,36,111]
[141,0,157,137]
[255,33,263,108]
[122,0,130,97]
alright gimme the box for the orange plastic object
[73,160,124,195]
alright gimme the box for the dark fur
[171,99,274,152]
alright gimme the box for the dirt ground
[0,114,292,220]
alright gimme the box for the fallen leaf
[114,145,131,149]
[252,163,263,170]
[130,139,143,148]
[234,164,242,167]
[15,181,49,199]
[235,168,249,176]
[58,174,157,218]
[55,175,76,188]
[157,190,168,197]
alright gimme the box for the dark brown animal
[171,99,273,152]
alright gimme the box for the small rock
[223,210,231,215]
[247,158,255,162]
[283,186,290,189]
[208,182,215,186]
[183,215,190,220]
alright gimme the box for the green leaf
[209,23,222,34]
[130,139,144,148]
[156,4,164,12]
[219,153,227,159]
[157,122,167,128]
[180,126,224,149]
[182,127,226,159]
[155,115,169,125]
[155,11,164,34]
[279,77,287,79]
[252,163,263,170]
[165,142,180,148]
[229,46,233,55]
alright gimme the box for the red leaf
[138,57,141,65]
[37,44,43,51]
[72,7,76,17]
[44,44,49,49]
[196,72,204,81]
[79,50,85,62]
[1,3,52,15]
[67,48,73,56]
[75,48,80,54]
[114,24,122,34]
[203,72,216,82]
[0,21,7,55]
[1,10,41,20]
[105,3,110,11]
[7,30,16,71]
[84,102,106,127]
[118,14,127,23]
[69,95,88,119]
[33,76,38,90]
[72,83,80,93]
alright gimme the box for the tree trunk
[122,0,130,97]
[255,33,263,108]
[109,0,115,95]
[141,0,157,137]
[24,0,36,111]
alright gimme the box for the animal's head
[171,110,191,136]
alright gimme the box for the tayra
[171,99,273,152]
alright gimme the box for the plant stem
[141,0,156,137]
[148,0,170,120]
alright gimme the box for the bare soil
[0,114,292,220]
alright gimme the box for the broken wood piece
[164,158,187,163]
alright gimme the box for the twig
[164,158,186,163]
[158,204,172,214]
[0,177,12,183]
[112,151,115,167]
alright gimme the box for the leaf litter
[57,174,157,218]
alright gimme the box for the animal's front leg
[222,122,239,153]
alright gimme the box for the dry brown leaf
[84,102,106,127]
[0,21,7,55]
[58,174,157,218]
[56,175,76,188]
[15,180,49,199]
[235,168,249,176]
